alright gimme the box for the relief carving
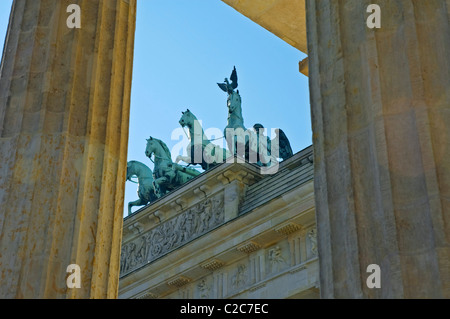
[197,279,210,299]
[120,193,224,276]
[232,264,248,289]
[308,228,318,256]
[268,246,286,273]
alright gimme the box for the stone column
[306,0,450,298]
[0,0,136,298]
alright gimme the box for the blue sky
[0,1,311,216]
[0,1,11,54]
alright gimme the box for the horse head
[126,161,134,181]
[179,109,197,128]
[145,137,172,162]
[145,137,155,159]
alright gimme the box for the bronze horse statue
[126,160,158,215]
[145,137,201,197]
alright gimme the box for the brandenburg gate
[0,0,449,298]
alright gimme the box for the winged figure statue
[275,128,293,160]
[218,66,238,95]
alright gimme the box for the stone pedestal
[306,0,450,298]
[0,0,136,298]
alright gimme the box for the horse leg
[128,198,148,215]
[176,154,191,164]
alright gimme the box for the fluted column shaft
[307,0,450,298]
[0,0,136,298]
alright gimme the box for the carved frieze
[120,193,225,276]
